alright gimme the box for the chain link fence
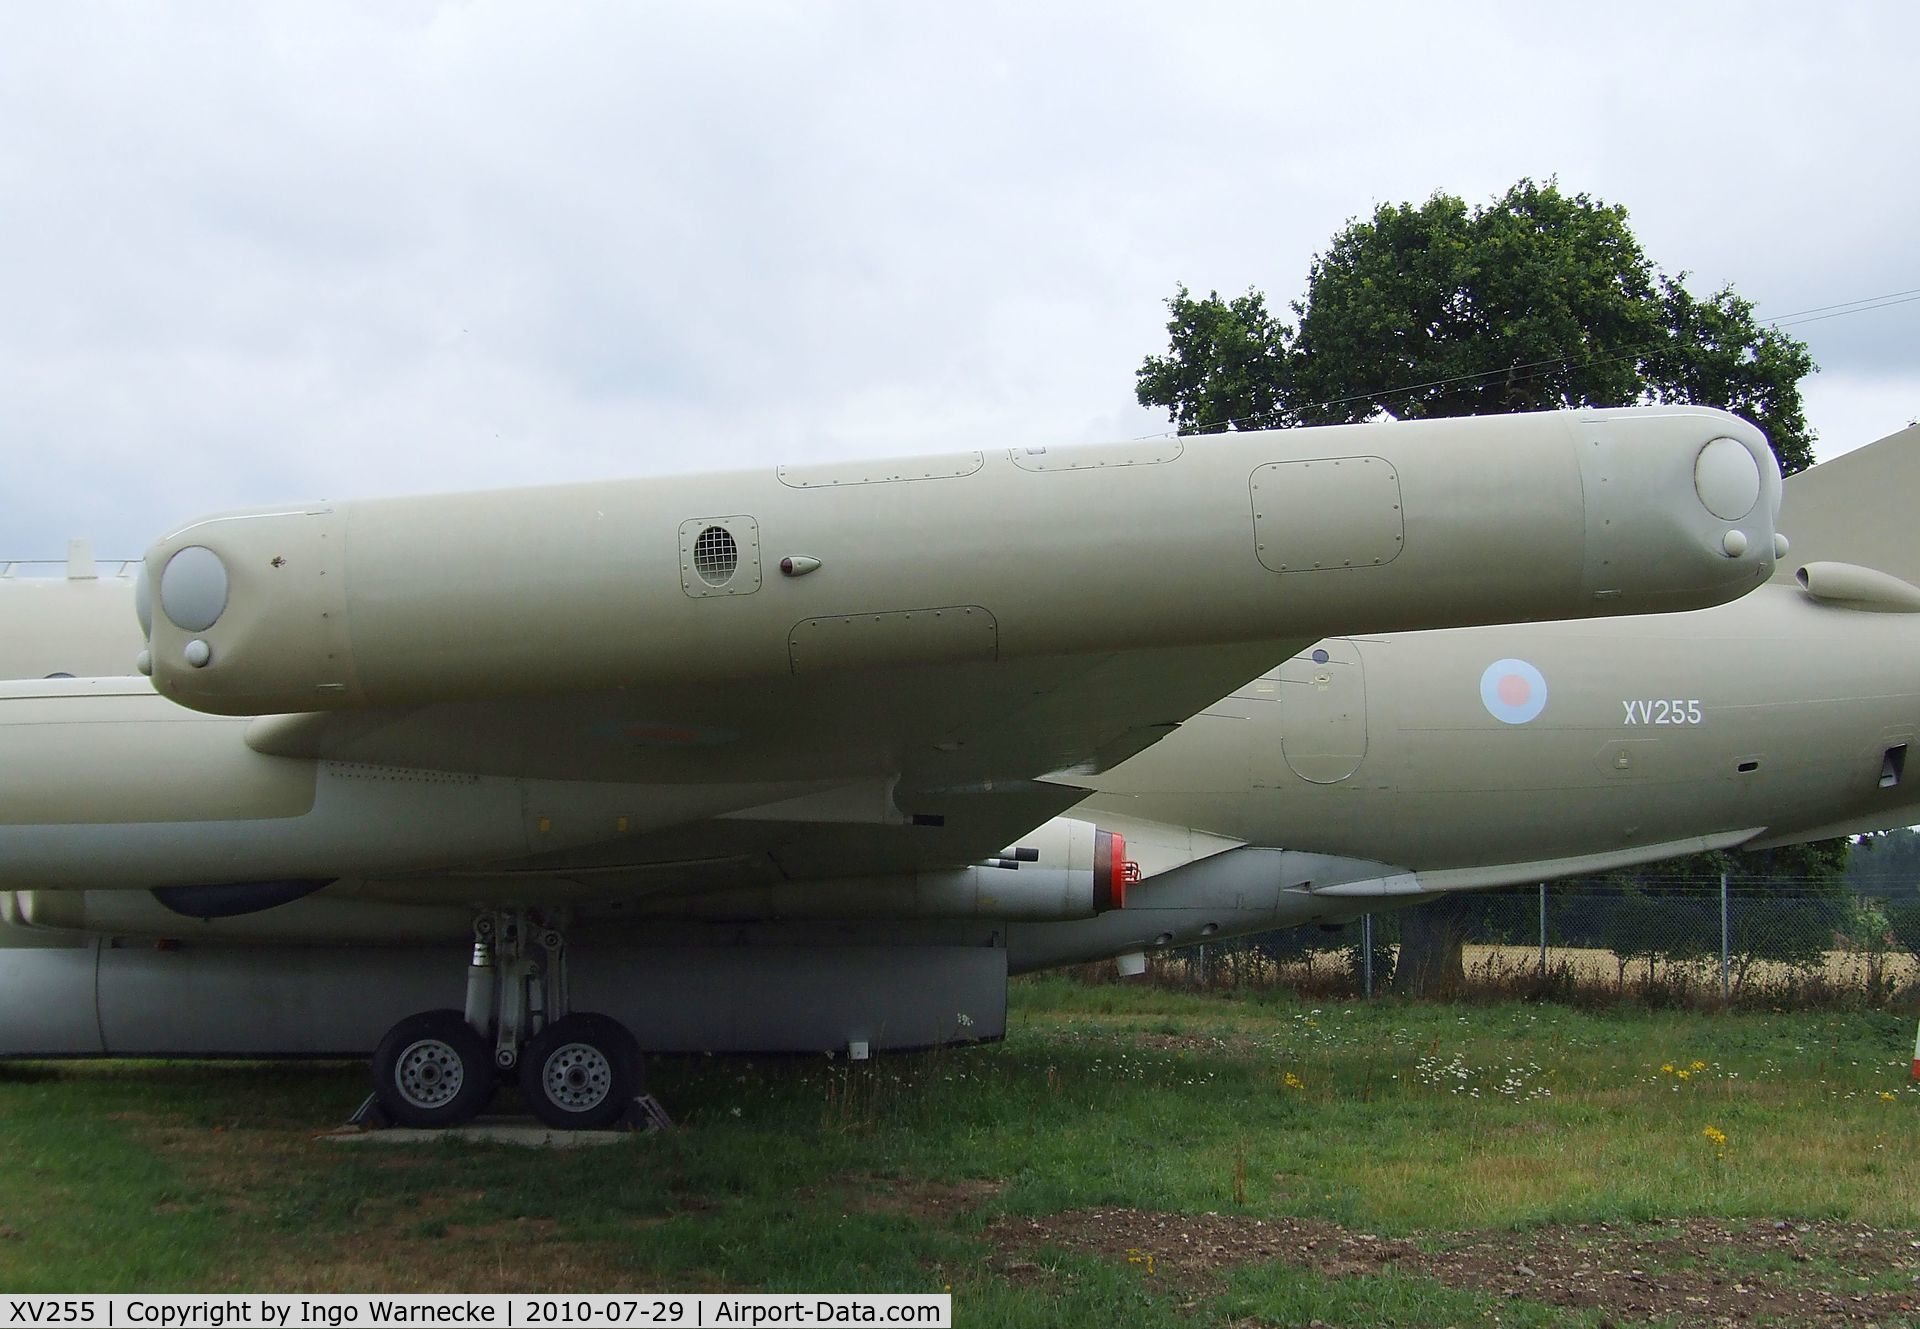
[1153,880,1920,1007]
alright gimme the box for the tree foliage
[1135,288,1292,437]
[1137,179,1819,473]
[1844,828,1920,897]
[1847,830,1920,961]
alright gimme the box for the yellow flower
[1660,1063,1675,1074]
[1282,1071,1305,1090]
[1690,1060,1707,1071]
[1676,1070,1691,1080]
[1703,1125,1727,1147]
[1879,1091,1897,1102]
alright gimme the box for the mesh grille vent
[693,525,739,585]
[678,514,759,598]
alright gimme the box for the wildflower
[1282,1072,1305,1090]
[1661,1063,1675,1074]
[1702,1125,1726,1146]
[1879,1091,1897,1102]
[1690,1060,1707,1071]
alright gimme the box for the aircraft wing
[248,638,1292,891]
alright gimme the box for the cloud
[2,3,1915,554]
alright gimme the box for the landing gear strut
[368,909,644,1130]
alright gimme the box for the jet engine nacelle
[0,818,1128,944]
[634,818,1128,922]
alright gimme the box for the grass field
[1,980,1916,1325]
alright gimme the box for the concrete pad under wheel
[317,1115,633,1148]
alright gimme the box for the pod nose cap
[159,546,230,633]
[1695,436,1763,521]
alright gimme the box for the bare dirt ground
[988,1207,1920,1326]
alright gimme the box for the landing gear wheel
[371,1009,496,1128]
[520,1012,642,1130]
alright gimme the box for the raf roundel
[1480,658,1549,725]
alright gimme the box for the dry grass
[1121,942,1920,1007]
[1461,943,1920,990]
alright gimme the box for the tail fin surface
[1777,422,1920,585]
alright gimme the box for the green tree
[1846,828,1920,897]
[1135,287,1292,436]
[1587,841,1851,994]
[1137,178,1833,995]
[1889,900,1920,964]
[1138,179,1818,469]
[1850,830,1920,964]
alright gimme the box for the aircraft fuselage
[1083,580,1920,874]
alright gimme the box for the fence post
[1728,868,1743,998]
[1363,914,1374,998]
[1538,882,1548,974]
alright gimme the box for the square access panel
[1251,456,1404,573]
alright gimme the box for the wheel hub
[395,1038,465,1108]
[542,1042,612,1111]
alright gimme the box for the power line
[1760,287,1920,322]
[1770,292,1920,330]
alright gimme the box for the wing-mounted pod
[139,406,1783,718]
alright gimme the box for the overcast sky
[3,2,1916,560]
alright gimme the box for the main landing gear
[369,910,644,1130]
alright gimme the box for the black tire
[371,1009,496,1128]
[520,1012,642,1130]
[593,1012,645,1083]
